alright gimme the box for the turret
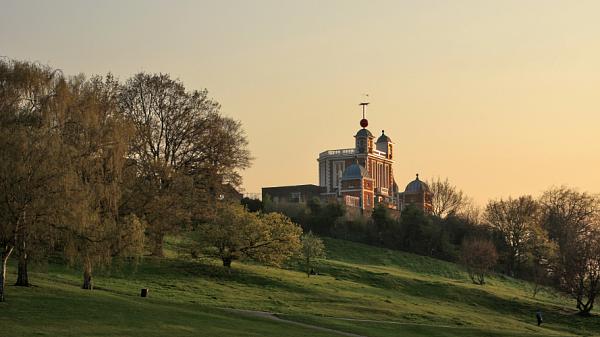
[376,130,393,159]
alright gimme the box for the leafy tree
[304,198,345,236]
[485,196,540,276]
[241,197,263,213]
[526,225,557,297]
[59,75,146,289]
[0,59,67,298]
[119,73,251,256]
[460,237,498,285]
[199,203,302,268]
[399,206,439,256]
[300,231,325,277]
[371,203,399,247]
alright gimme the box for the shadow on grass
[101,257,319,297]
[318,261,597,335]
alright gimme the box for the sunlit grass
[2,236,597,337]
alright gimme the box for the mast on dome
[359,101,370,128]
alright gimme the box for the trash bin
[141,288,149,297]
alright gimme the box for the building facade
[317,127,398,210]
[263,104,433,214]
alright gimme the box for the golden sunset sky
[2,0,599,205]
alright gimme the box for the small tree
[301,231,325,277]
[460,237,498,285]
[200,203,302,268]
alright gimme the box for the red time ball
[360,118,368,128]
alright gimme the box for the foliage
[57,75,146,289]
[0,59,66,297]
[399,206,441,256]
[118,72,252,256]
[304,197,345,236]
[0,61,146,297]
[241,197,263,213]
[198,203,302,267]
[300,231,326,277]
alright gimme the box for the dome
[405,174,430,193]
[342,163,368,180]
[376,130,392,143]
[355,128,373,138]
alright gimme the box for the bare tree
[460,237,498,285]
[429,177,466,218]
[457,197,482,224]
[485,196,540,276]
[540,187,600,315]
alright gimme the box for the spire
[416,173,419,180]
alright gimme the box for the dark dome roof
[355,128,373,138]
[405,174,430,193]
[376,130,392,143]
[342,163,368,180]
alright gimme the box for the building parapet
[318,148,356,158]
[318,147,391,160]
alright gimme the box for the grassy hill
[2,236,599,337]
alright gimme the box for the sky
[2,0,599,205]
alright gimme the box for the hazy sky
[2,0,599,205]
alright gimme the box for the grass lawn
[1,236,598,336]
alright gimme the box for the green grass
[2,236,599,337]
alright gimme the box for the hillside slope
[1,237,598,337]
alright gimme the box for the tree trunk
[1,247,14,302]
[306,257,311,277]
[577,296,594,316]
[82,263,93,290]
[152,233,164,257]
[15,250,29,287]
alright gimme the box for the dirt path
[223,308,367,337]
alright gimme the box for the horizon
[3,0,599,205]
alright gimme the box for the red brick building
[263,104,433,214]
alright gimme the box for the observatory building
[263,103,432,213]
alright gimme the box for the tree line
[0,59,261,301]
[264,178,600,316]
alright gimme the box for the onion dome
[342,163,368,180]
[376,130,392,143]
[355,128,374,138]
[405,174,430,193]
